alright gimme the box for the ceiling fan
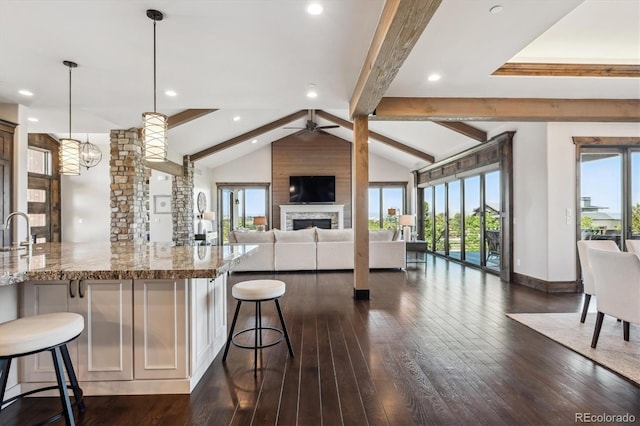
[283,110,339,135]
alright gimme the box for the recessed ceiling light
[306,90,318,99]
[427,74,441,82]
[306,3,323,15]
[27,117,39,122]
[233,116,241,122]
[489,5,503,14]
[18,89,34,97]
[164,90,177,97]
[251,139,258,144]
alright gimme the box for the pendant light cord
[153,17,157,113]
[68,64,72,139]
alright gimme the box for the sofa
[228,228,406,272]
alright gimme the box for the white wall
[512,123,549,281]
[61,137,110,243]
[193,165,215,234]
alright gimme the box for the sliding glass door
[420,168,501,273]
[218,185,269,243]
[579,147,639,248]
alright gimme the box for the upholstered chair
[626,239,640,256]
[587,248,640,348]
[576,240,619,323]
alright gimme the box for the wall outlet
[566,217,573,225]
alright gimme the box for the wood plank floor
[2,255,639,425]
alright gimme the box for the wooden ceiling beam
[433,121,487,142]
[493,63,640,78]
[315,110,435,163]
[167,109,218,129]
[374,97,640,122]
[189,110,307,162]
[349,0,442,118]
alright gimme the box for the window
[368,183,406,230]
[218,184,269,243]
[28,148,51,175]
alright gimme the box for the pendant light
[80,134,102,169]
[59,60,81,175]
[142,9,167,162]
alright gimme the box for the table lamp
[202,211,215,232]
[254,216,267,232]
[399,214,415,241]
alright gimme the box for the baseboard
[512,272,579,293]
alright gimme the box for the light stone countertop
[0,242,257,286]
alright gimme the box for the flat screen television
[289,176,336,203]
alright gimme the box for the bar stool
[0,312,85,426]
[223,279,294,376]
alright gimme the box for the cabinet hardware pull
[79,280,85,298]
[69,280,76,298]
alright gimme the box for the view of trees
[423,201,500,252]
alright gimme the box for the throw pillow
[274,228,316,242]
[234,230,274,243]
[316,228,353,242]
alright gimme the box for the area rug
[507,312,640,385]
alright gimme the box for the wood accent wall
[271,134,352,230]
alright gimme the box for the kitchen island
[0,242,255,396]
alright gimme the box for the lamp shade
[253,216,267,226]
[202,211,215,221]
[142,111,168,162]
[399,215,415,226]
[59,138,81,175]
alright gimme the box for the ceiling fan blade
[283,126,305,130]
[317,125,339,130]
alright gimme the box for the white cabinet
[133,279,188,380]
[20,276,226,395]
[21,279,133,383]
[190,275,227,382]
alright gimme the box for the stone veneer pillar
[172,156,195,245]
[110,129,146,243]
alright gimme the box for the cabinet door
[134,279,188,379]
[21,280,76,382]
[212,274,227,354]
[75,279,133,381]
[190,278,214,372]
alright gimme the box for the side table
[405,240,428,266]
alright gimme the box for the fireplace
[293,219,332,230]
[280,204,344,231]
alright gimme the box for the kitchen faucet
[2,211,32,255]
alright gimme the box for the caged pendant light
[79,134,102,170]
[59,60,81,175]
[142,9,167,162]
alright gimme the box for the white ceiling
[0,0,638,171]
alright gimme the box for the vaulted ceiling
[1,0,638,172]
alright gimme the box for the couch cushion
[316,228,353,242]
[274,228,316,242]
[234,230,275,243]
[369,230,395,242]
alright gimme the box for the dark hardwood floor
[2,255,639,425]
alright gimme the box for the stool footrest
[2,385,84,425]
[232,326,284,350]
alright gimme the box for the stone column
[110,129,146,243]
[172,156,194,245]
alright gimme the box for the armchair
[587,248,640,348]
[626,239,640,256]
[576,240,619,323]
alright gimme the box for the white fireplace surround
[280,204,344,231]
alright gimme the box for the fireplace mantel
[280,204,344,231]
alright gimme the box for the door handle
[69,280,76,298]
[78,280,85,298]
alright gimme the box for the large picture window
[218,184,269,243]
[368,183,406,231]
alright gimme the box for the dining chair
[587,248,640,348]
[576,240,619,323]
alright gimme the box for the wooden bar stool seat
[0,312,85,426]
[223,279,294,376]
